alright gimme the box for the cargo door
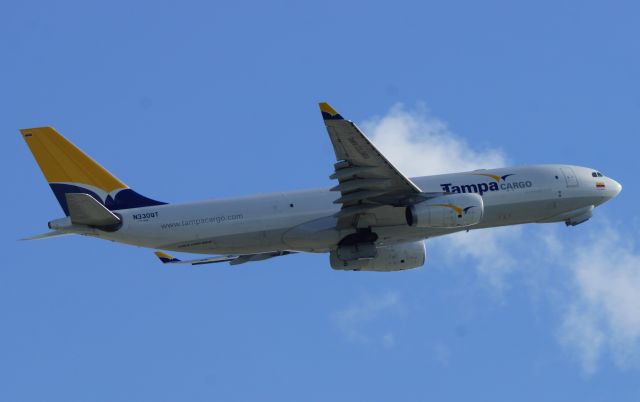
[560,167,579,188]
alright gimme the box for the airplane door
[560,167,579,188]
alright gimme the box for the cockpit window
[597,172,603,177]
[592,172,598,177]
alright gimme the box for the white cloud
[359,103,640,373]
[331,291,402,346]
[363,104,517,288]
[361,103,507,176]
[558,226,640,374]
[436,226,522,290]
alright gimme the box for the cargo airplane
[21,103,622,271]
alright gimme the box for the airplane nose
[609,178,622,198]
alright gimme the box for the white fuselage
[82,164,621,254]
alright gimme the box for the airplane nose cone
[609,178,622,198]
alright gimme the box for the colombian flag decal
[596,181,605,188]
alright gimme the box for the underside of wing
[319,103,427,229]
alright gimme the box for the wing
[319,102,426,228]
[154,250,296,266]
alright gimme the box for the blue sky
[1,1,639,401]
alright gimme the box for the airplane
[20,103,622,271]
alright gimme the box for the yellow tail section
[21,127,165,215]
[20,127,127,192]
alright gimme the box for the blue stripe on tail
[50,183,166,215]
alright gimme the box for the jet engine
[406,193,483,228]
[330,241,426,272]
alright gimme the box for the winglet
[319,102,344,120]
[154,251,181,263]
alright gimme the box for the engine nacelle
[406,193,483,228]
[330,241,426,272]
[48,216,74,231]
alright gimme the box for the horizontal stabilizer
[154,250,296,266]
[21,230,72,241]
[66,193,121,227]
[154,251,236,265]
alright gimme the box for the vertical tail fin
[21,127,165,215]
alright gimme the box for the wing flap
[333,190,386,204]
[329,166,377,180]
[330,178,391,193]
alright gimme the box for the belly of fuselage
[164,198,575,255]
